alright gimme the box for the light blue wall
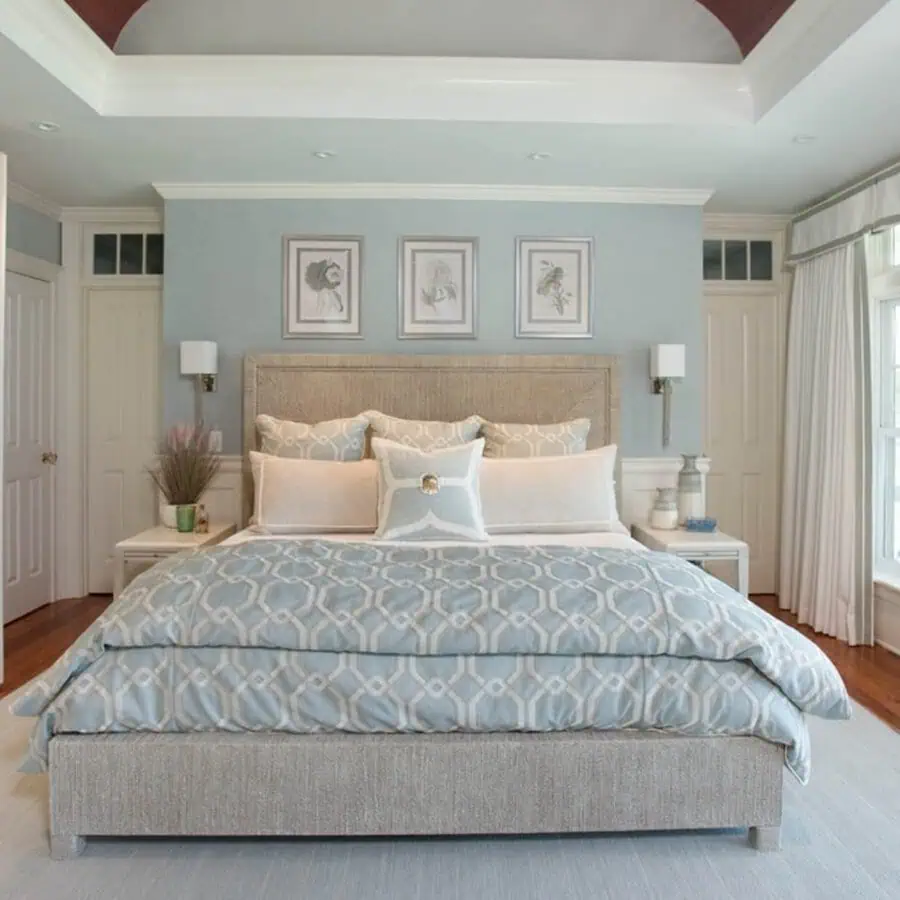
[6,201,61,265]
[163,199,703,455]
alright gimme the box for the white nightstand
[631,524,750,598]
[113,523,237,600]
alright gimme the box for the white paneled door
[4,272,55,622]
[704,288,781,594]
[87,288,161,594]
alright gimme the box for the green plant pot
[176,505,196,533]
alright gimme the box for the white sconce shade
[180,341,218,376]
[650,344,686,380]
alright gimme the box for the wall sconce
[180,340,218,425]
[650,344,685,448]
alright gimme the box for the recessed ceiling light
[527,152,551,161]
[312,150,336,159]
[31,120,60,134]
[792,134,816,144]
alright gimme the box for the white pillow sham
[249,451,377,534]
[480,445,626,535]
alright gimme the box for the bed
[13,353,850,858]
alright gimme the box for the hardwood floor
[1,596,112,699]
[1,594,899,733]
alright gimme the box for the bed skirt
[48,730,784,859]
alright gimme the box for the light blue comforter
[13,540,851,782]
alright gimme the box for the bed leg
[748,825,781,852]
[50,834,86,860]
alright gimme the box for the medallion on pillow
[480,418,591,457]
[256,414,368,461]
[372,437,488,541]
[365,410,481,451]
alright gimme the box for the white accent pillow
[249,451,377,534]
[372,438,488,542]
[480,445,626,534]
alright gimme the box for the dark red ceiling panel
[699,0,796,56]
[65,0,796,56]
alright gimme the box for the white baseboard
[874,582,900,657]
[205,455,710,531]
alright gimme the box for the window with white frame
[873,225,900,578]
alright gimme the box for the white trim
[702,213,790,234]
[5,249,61,282]
[1,152,6,677]
[619,457,712,476]
[7,182,62,220]
[0,0,111,112]
[153,183,714,206]
[111,56,751,125]
[60,207,162,225]
[874,581,900,655]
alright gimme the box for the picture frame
[283,236,362,338]
[515,237,593,339]
[399,237,477,339]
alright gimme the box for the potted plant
[149,424,222,532]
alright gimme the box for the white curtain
[780,240,874,645]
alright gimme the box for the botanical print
[400,238,477,338]
[303,257,345,317]
[536,260,574,316]
[516,238,593,338]
[283,236,362,338]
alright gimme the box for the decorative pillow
[372,438,488,542]
[365,410,481,451]
[249,452,377,534]
[480,418,591,458]
[256,414,368,461]
[480,445,625,534]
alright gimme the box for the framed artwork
[399,237,477,339]
[515,237,593,338]
[283,236,362,338]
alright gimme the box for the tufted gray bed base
[49,730,783,859]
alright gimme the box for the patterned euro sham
[256,413,369,460]
[480,418,591,457]
[365,410,482,451]
[14,541,851,781]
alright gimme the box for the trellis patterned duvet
[13,540,850,782]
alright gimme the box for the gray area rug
[0,700,897,900]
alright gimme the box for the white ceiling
[117,0,741,63]
[1,0,899,213]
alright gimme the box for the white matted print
[515,238,593,338]
[283,236,362,338]
[399,238,477,338]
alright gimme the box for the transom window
[703,239,774,282]
[92,232,164,276]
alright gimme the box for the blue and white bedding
[13,539,850,783]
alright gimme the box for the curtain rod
[795,155,900,221]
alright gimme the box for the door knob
[41,451,58,465]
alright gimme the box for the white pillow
[480,445,626,534]
[250,451,377,534]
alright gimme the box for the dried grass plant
[148,424,221,506]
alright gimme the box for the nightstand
[631,524,750,598]
[113,523,237,600]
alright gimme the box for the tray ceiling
[65,0,795,59]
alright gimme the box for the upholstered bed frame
[49,353,783,859]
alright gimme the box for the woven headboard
[242,353,620,519]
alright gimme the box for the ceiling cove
[65,0,796,57]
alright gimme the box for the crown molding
[153,182,714,206]
[703,212,790,233]
[0,0,111,112]
[59,206,163,225]
[8,182,63,219]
